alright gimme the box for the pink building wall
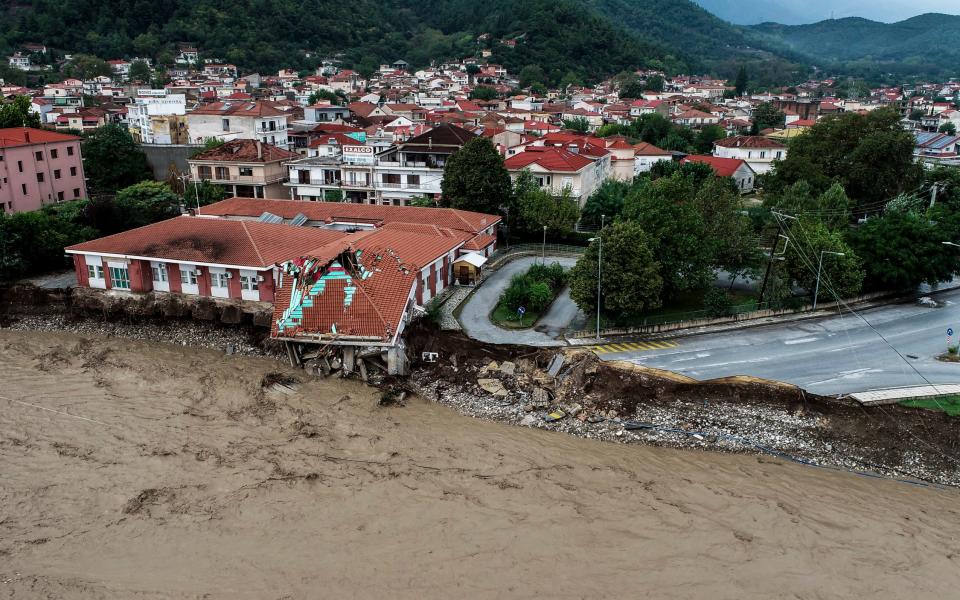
[0,135,87,214]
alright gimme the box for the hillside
[750,13,960,77]
[0,0,811,85]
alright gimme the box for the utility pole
[596,214,604,340]
[758,212,795,305]
[931,182,939,209]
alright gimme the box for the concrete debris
[530,387,550,408]
[480,361,499,374]
[546,354,565,378]
[477,378,509,397]
[499,361,516,376]
[519,414,538,427]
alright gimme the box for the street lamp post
[542,225,547,265]
[596,214,605,340]
[813,250,845,310]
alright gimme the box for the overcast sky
[693,0,960,25]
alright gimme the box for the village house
[187,101,291,149]
[504,146,607,206]
[189,139,298,198]
[633,142,673,174]
[127,90,188,144]
[374,123,475,205]
[712,136,787,174]
[0,128,88,213]
[681,155,756,193]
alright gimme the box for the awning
[454,252,487,268]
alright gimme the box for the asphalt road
[596,289,960,396]
[458,255,580,346]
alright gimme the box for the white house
[633,142,673,174]
[712,136,787,175]
[187,101,291,149]
[127,90,187,144]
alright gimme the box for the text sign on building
[343,145,375,165]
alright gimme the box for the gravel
[4,314,271,357]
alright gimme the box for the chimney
[256,140,263,159]
[23,129,30,143]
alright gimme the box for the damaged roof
[65,216,348,268]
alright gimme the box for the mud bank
[2,328,960,599]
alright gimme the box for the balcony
[376,181,426,190]
[255,125,288,134]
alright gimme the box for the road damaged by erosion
[406,326,960,487]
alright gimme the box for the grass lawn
[491,303,542,329]
[899,395,960,417]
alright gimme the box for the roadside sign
[518,306,526,315]
[949,328,954,348]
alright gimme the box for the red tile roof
[680,155,750,178]
[190,139,298,162]
[504,147,595,172]
[201,198,500,236]
[633,142,670,156]
[713,136,786,149]
[272,226,466,342]
[190,101,288,117]
[65,216,348,268]
[0,127,80,148]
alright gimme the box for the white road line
[784,337,819,345]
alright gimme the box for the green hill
[750,13,960,78]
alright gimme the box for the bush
[501,274,532,312]
[527,261,567,291]
[527,282,553,311]
[702,288,734,317]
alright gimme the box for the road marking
[588,341,680,354]
[784,337,819,345]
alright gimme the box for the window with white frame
[239,274,258,291]
[151,263,167,282]
[181,269,197,285]
[109,266,130,289]
[211,271,229,288]
[87,264,104,280]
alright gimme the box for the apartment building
[0,128,87,213]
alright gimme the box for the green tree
[189,137,225,158]
[83,124,153,194]
[183,180,227,207]
[132,32,161,58]
[470,86,498,101]
[644,74,665,92]
[0,96,41,129]
[636,113,672,145]
[909,109,925,121]
[518,64,546,89]
[128,59,151,82]
[734,66,748,97]
[581,179,629,227]
[940,122,957,135]
[784,219,864,303]
[766,107,922,209]
[440,136,512,215]
[308,89,341,105]
[693,176,759,285]
[569,221,662,318]
[516,185,580,234]
[0,206,96,281]
[694,124,726,153]
[65,54,111,79]
[622,174,712,296]
[848,212,958,291]
[751,102,785,133]
[114,181,181,229]
[563,117,590,133]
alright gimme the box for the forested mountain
[750,14,960,78]
[0,0,805,85]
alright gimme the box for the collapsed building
[65,198,501,375]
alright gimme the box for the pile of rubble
[410,348,960,486]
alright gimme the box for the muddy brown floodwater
[2,329,960,599]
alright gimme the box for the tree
[693,176,760,285]
[308,89,341,105]
[518,64,546,89]
[65,54,111,80]
[848,212,958,291]
[440,136,512,215]
[734,66,748,97]
[113,181,181,230]
[0,204,97,281]
[0,96,41,129]
[644,75,665,92]
[909,109,925,122]
[783,219,863,303]
[563,117,590,133]
[581,179,629,227]
[189,137,225,158]
[83,124,153,194]
[128,59,152,82]
[183,180,228,208]
[356,57,378,79]
[636,113,672,145]
[751,102,785,133]
[470,86,498,101]
[694,124,726,153]
[940,122,957,135]
[516,185,580,234]
[765,107,923,209]
[569,221,662,318]
[622,174,712,297]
